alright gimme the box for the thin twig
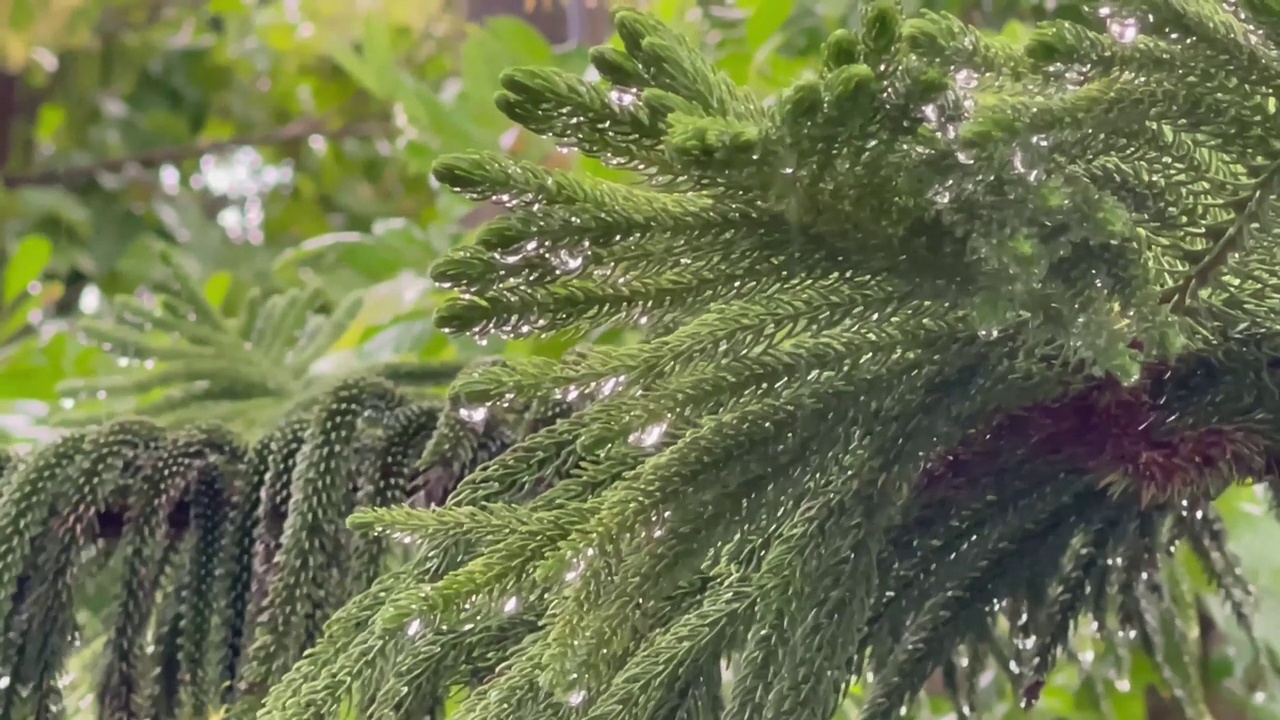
[1158,161,1280,312]
[0,72,18,173]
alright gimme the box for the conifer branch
[11,2,1280,719]
[259,5,1280,719]
[0,366,565,719]
[1159,159,1280,311]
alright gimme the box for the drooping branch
[1158,161,1280,311]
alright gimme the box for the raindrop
[497,239,541,265]
[608,87,640,110]
[458,405,489,427]
[597,375,627,397]
[567,689,588,707]
[564,564,583,583]
[1107,16,1141,43]
[551,249,585,273]
[629,420,669,449]
[928,183,953,205]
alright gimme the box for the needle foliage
[0,268,559,719]
[8,0,1280,718]
[262,3,1280,719]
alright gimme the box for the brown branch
[0,72,18,173]
[0,118,388,189]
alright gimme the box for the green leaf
[360,11,398,99]
[649,0,691,25]
[482,17,556,67]
[355,313,449,363]
[209,0,249,14]
[396,77,490,152]
[204,271,234,310]
[7,0,36,33]
[4,234,53,305]
[12,187,93,238]
[0,294,39,343]
[330,43,386,100]
[741,0,797,48]
[272,227,437,295]
[33,103,66,144]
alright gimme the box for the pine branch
[11,2,1280,719]
[253,6,1280,719]
[0,365,565,719]
[1159,160,1280,311]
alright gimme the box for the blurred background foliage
[0,0,1277,718]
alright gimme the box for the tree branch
[0,118,388,189]
[1158,161,1280,311]
[0,72,18,173]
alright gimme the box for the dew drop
[597,375,627,397]
[551,249,585,273]
[608,87,640,110]
[628,420,669,449]
[458,405,489,427]
[1107,16,1141,43]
